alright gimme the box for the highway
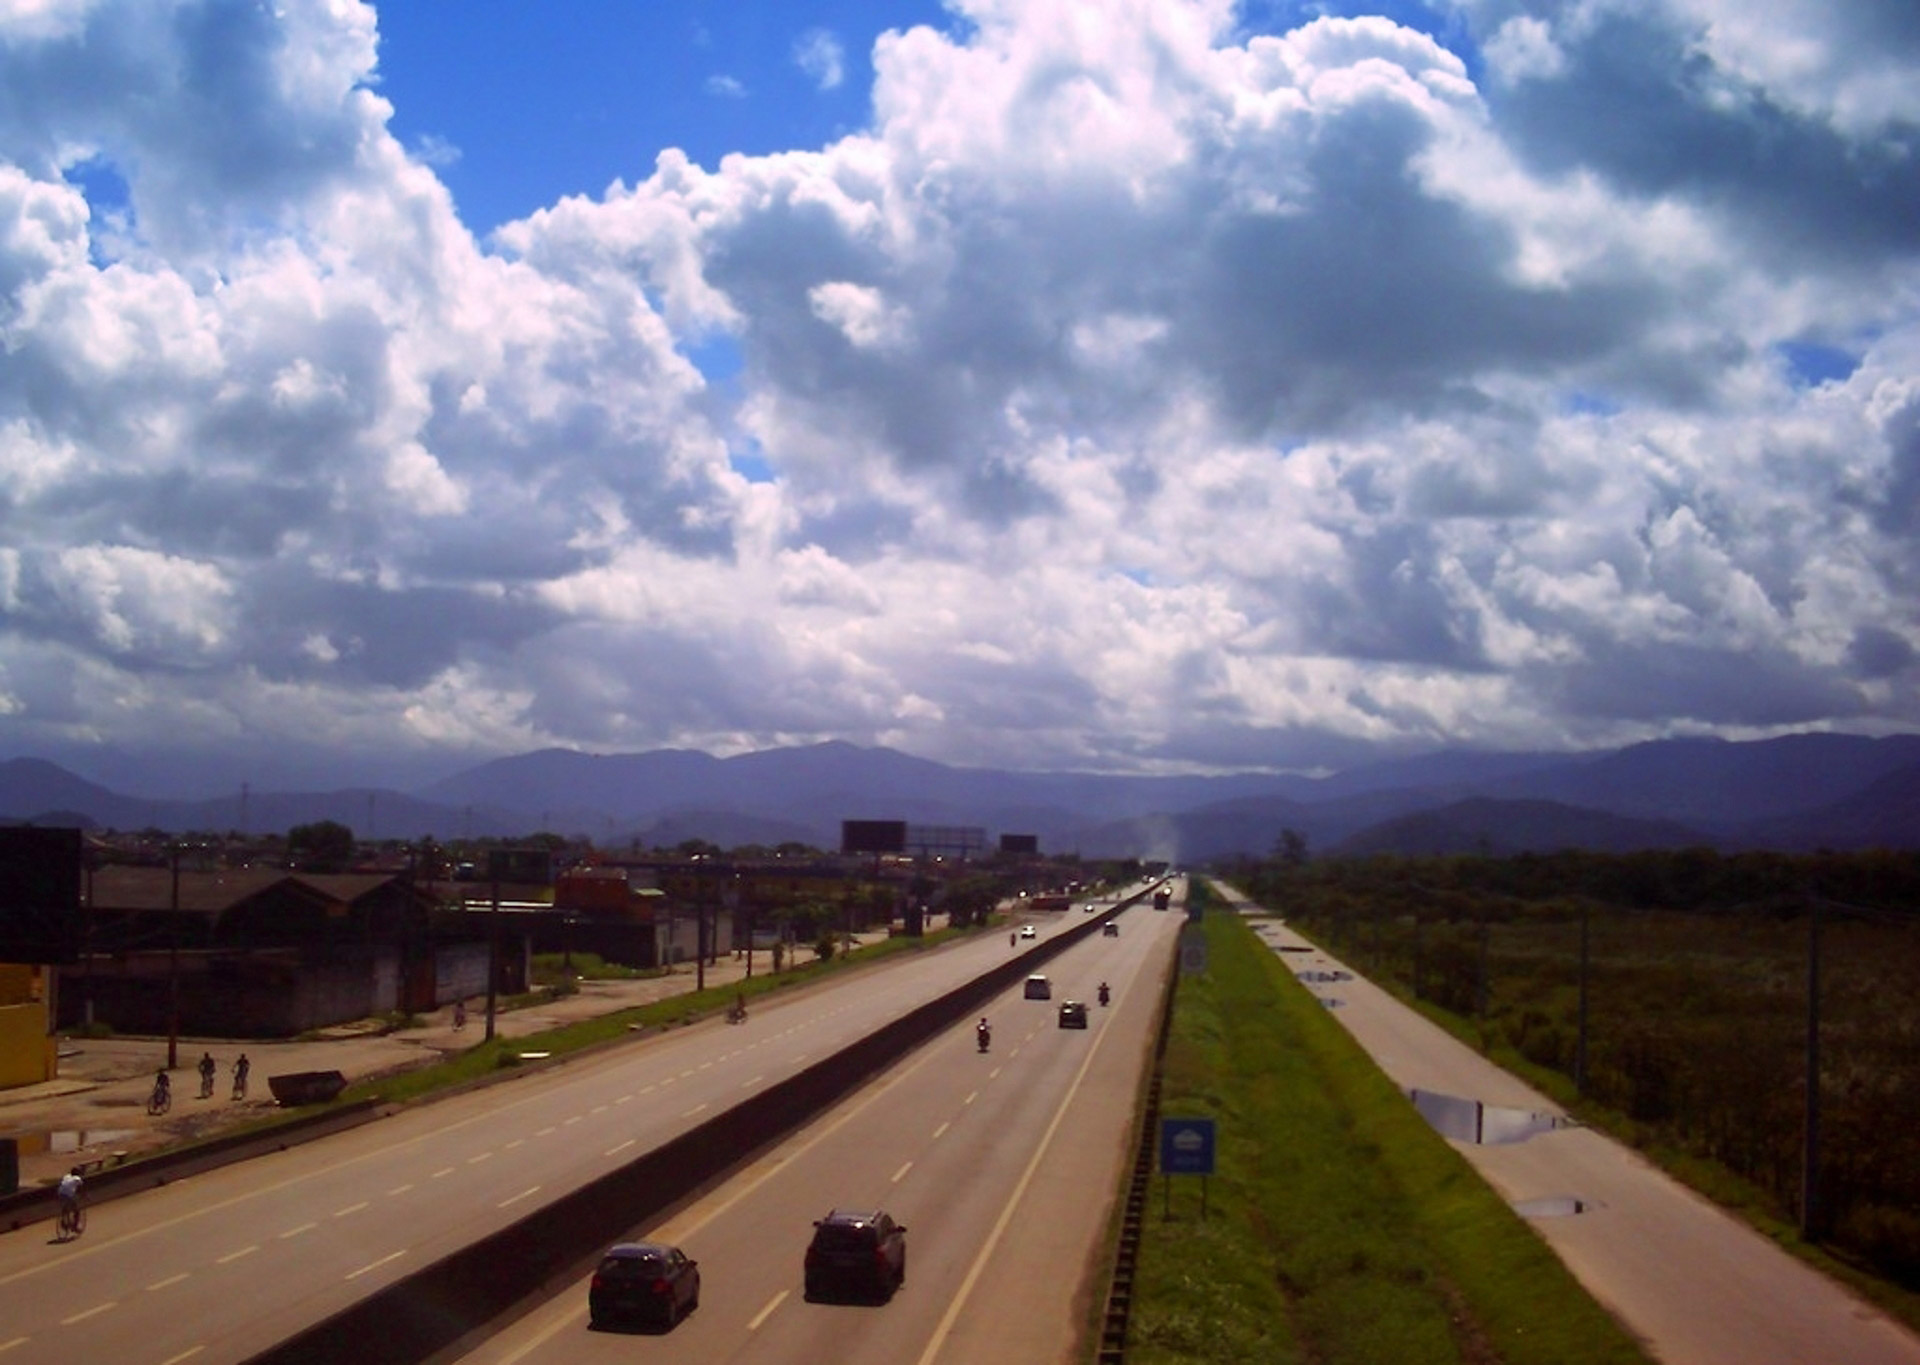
[453,898,1181,1364]
[0,895,1176,1365]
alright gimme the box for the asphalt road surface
[0,902,1163,1365]
[450,901,1181,1365]
[1226,886,1920,1365]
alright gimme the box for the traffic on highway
[0,880,1185,1365]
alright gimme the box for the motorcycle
[1098,982,1110,1007]
[976,1022,992,1053]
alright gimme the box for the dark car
[805,1208,907,1302]
[1102,922,1120,937]
[588,1241,700,1330]
[1058,1000,1089,1028]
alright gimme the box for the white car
[1019,924,1038,940]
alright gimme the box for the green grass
[340,920,972,1108]
[1121,903,1655,1365]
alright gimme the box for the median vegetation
[340,920,973,1108]
[1120,885,1654,1365]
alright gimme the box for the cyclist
[197,1051,217,1099]
[148,1069,172,1114]
[57,1167,84,1238]
[231,1052,250,1100]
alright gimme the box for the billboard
[0,826,84,965]
[998,833,1039,854]
[841,820,907,854]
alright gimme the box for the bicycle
[147,1079,171,1116]
[58,1199,85,1239]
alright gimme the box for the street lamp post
[167,844,181,1071]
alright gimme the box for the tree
[288,820,355,873]
[1275,828,1310,867]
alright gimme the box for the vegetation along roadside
[1115,881,1653,1365]
[1226,849,1920,1332]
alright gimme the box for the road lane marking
[345,1250,406,1281]
[932,1121,950,1140]
[60,1302,115,1325]
[604,1139,635,1157]
[891,1161,912,1183]
[385,1183,414,1196]
[160,1349,204,1365]
[146,1273,190,1291]
[964,1091,978,1105]
[467,1152,493,1164]
[334,1201,370,1217]
[680,1103,709,1118]
[914,985,1117,1365]
[534,1126,557,1137]
[613,1093,633,1105]
[0,1337,26,1355]
[562,1116,582,1127]
[590,1104,608,1114]
[748,1290,789,1331]
[278,1223,317,1239]
[498,1186,541,1209]
[742,1074,764,1088]
[216,1246,258,1264]
[504,1139,525,1150]
[431,1166,455,1179]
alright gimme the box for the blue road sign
[1160,1116,1216,1175]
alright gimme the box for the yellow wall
[0,998,55,1089]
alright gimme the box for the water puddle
[1407,1087,1572,1146]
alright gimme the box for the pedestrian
[231,1052,250,1100]
[453,999,467,1031]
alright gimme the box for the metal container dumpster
[267,1070,347,1106]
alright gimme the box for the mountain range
[2,732,1917,862]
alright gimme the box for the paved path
[1227,891,1920,1365]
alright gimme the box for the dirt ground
[2,950,783,1193]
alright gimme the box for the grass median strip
[1122,899,1653,1365]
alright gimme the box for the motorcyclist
[1098,981,1110,1006]
[975,1017,991,1052]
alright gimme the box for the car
[1058,1000,1089,1028]
[1102,922,1120,937]
[1018,924,1037,939]
[1023,974,1052,999]
[588,1241,700,1330]
[805,1209,908,1301]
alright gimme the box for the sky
[1,0,1918,797]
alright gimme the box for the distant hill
[3,732,1917,860]
[1331,798,1713,857]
